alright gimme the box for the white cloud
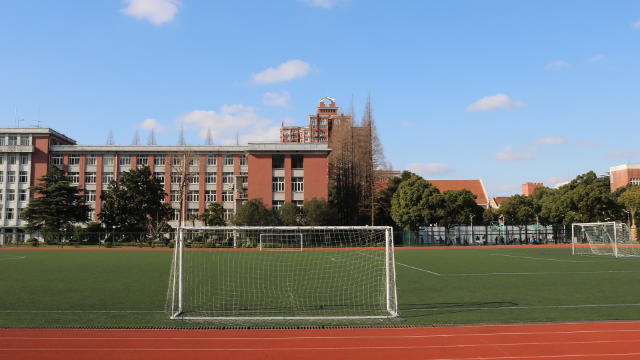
[301,0,340,9]
[121,0,180,25]
[262,91,291,108]
[177,104,281,145]
[545,60,569,70]
[400,121,413,127]
[494,146,533,162]
[466,93,526,112]
[532,135,565,147]
[588,54,605,62]
[406,162,454,177]
[252,59,312,84]
[632,20,640,29]
[282,116,296,125]
[608,150,638,159]
[137,118,166,132]
[576,139,598,148]
[546,176,568,188]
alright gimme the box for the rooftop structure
[280,97,352,144]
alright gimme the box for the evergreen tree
[199,202,226,226]
[21,166,89,239]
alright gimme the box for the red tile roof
[427,179,489,207]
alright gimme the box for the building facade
[610,164,640,191]
[280,97,351,144]
[522,182,543,196]
[0,128,330,242]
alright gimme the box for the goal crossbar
[168,226,399,320]
[572,222,638,258]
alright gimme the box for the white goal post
[168,226,399,321]
[572,222,639,258]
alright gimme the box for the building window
[68,172,79,184]
[187,191,199,202]
[272,177,285,192]
[631,178,640,186]
[222,191,233,202]
[7,171,16,183]
[223,155,234,166]
[311,120,317,127]
[19,171,28,183]
[170,191,180,202]
[205,190,216,202]
[240,155,247,166]
[0,136,4,146]
[272,155,284,169]
[51,155,63,166]
[172,208,180,221]
[136,155,148,166]
[0,155,4,165]
[7,189,15,201]
[240,173,248,187]
[172,156,182,166]
[69,155,80,165]
[154,172,164,185]
[119,156,130,166]
[223,209,232,220]
[291,155,303,169]
[8,155,16,165]
[222,172,234,184]
[207,155,217,166]
[189,156,199,166]
[19,189,27,201]
[293,200,304,209]
[84,190,96,202]
[0,191,3,201]
[102,172,114,184]
[272,200,284,212]
[292,177,304,192]
[0,172,3,182]
[20,154,29,164]
[86,155,97,165]
[154,155,165,166]
[189,174,199,184]
[103,155,114,166]
[8,135,17,146]
[20,136,29,146]
[6,208,14,220]
[171,173,181,184]
[85,172,96,184]
[205,172,216,184]
[187,208,199,220]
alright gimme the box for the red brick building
[0,128,330,242]
[610,164,640,191]
[280,97,351,143]
[522,182,543,196]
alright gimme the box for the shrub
[27,238,39,247]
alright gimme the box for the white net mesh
[168,226,398,320]
[572,222,640,257]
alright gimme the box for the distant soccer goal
[168,226,398,321]
[572,222,639,258]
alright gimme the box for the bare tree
[205,127,213,145]
[178,122,186,146]
[106,130,115,145]
[147,129,156,145]
[132,130,140,145]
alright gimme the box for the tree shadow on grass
[399,301,519,318]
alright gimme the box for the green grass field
[1,247,639,328]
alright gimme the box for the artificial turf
[1,247,639,328]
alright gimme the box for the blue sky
[1,0,639,196]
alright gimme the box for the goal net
[572,222,639,257]
[167,226,398,320]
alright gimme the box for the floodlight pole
[470,214,475,245]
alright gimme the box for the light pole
[623,210,631,229]
[112,225,115,247]
[470,214,475,245]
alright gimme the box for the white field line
[3,339,640,352]
[447,270,638,276]
[4,329,640,341]
[356,250,441,276]
[402,303,640,312]
[0,255,26,261]
[489,254,600,263]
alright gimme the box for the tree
[199,202,226,226]
[278,202,301,226]
[440,190,484,228]
[21,166,89,241]
[618,186,640,242]
[232,199,270,226]
[99,166,170,234]
[497,195,536,225]
[375,171,416,226]
[391,175,444,232]
[303,198,335,226]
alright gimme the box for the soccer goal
[572,222,639,257]
[167,226,398,320]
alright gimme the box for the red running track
[2,321,640,360]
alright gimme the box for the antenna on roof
[178,122,186,145]
[106,130,115,145]
[147,128,156,145]
[205,127,213,145]
[235,130,239,145]
[132,130,140,145]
